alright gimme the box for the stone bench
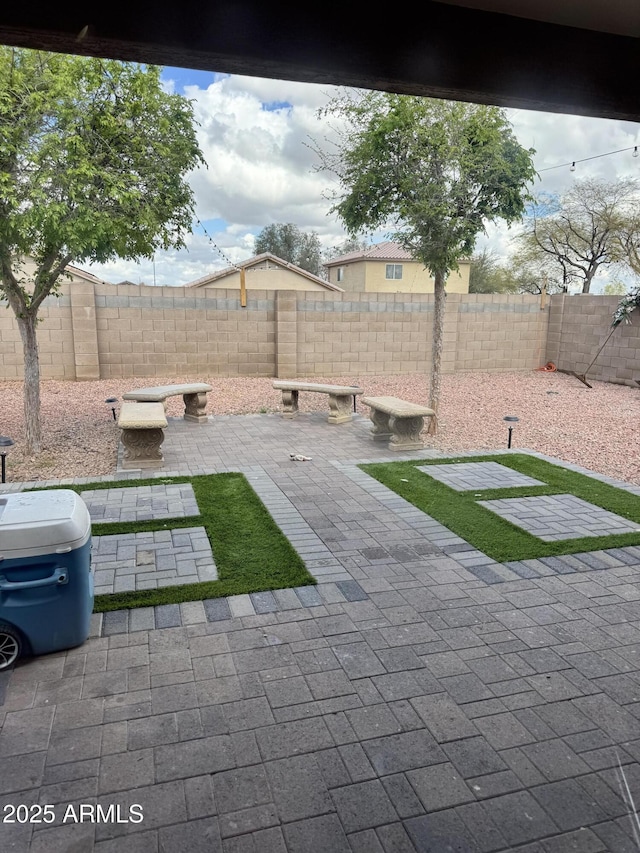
[361,396,435,451]
[117,401,168,469]
[273,381,363,424]
[122,383,212,423]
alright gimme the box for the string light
[194,216,240,270]
[538,145,640,173]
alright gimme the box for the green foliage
[314,91,536,423]
[503,238,567,295]
[0,47,205,314]
[0,47,206,452]
[525,178,640,294]
[254,222,322,275]
[604,281,629,296]
[43,473,313,612]
[323,236,370,261]
[316,91,537,278]
[612,285,640,328]
[469,248,518,293]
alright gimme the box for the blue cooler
[0,490,93,669]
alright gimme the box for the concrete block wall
[0,282,564,381]
[70,282,100,380]
[275,291,298,378]
[289,291,547,378]
[295,291,435,377]
[455,293,549,371]
[0,287,76,379]
[545,294,564,369]
[93,284,276,379]
[547,293,640,385]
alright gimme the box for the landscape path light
[0,436,14,483]
[105,397,118,421]
[503,416,519,449]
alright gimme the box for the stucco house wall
[325,242,470,293]
[188,254,342,294]
[360,260,470,293]
[192,266,334,292]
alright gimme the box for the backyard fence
[0,283,637,386]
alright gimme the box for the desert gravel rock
[1,371,639,485]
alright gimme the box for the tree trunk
[427,270,446,435]
[583,263,598,293]
[16,313,42,454]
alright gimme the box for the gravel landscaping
[1,370,640,485]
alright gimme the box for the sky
[82,67,640,293]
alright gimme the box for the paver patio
[2,409,640,852]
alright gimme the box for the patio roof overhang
[0,3,638,121]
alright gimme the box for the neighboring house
[11,256,108,286]
[187,253,344,293]
[324,241,471,293]
[64,264,107,285]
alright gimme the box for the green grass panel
[360,454,640,563]
[34,473,314,611]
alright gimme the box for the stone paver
[418,460,545,491]
[81,482,199,522]
[479,493,640,540]
[91,527,218,593]
[2,412,640,852]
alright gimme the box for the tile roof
[324,241,416,265]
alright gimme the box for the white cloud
[84,76,640,289]
[509,109,640,196]
[188,74,343,229]
[476,110,640,291]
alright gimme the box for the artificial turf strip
[41,473,314,612]
[359,453,640,564]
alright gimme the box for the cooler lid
[0,490,91,558]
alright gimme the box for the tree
[526,177,640,294]
[314,91,536,430]
[320,236,370,277]
[616,213,640,280]
[603,281,628,295]
[254,223,322,276]
[469,248,518,293]
[507,236,571,295]
[0,48,205,453]
[324,236,370,259]
[320,237,370,278]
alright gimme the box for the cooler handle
[0,567,68,590]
